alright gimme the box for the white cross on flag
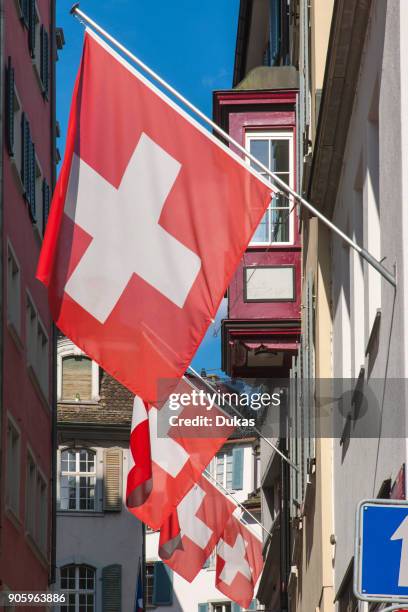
[36,29,273,405]
[216,515,263,609]
[158,474,236,582]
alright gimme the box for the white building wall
[331,0,408,603]
[56,444,143,612]
[146,441,261,612]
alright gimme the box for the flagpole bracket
[70,3,80,15]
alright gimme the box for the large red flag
[36,30,273,404]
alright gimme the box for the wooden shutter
[21,113,30,190]
[6,57,14,156]
[40,26,49,96]
[232,603,241,612]
[62,355,92,401]
[28,141,36,222]
[152,562,173,605]
[232,446,244,490]
[28,0,36,57]
[42,180,50,231]
[248,600,257,610]
[20,0,29,25]
[103,449,123,512]
[102,564,122,612]
[198,605,208,612]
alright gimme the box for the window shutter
[21,114,31,193]
[232,603,241,612]
[232,446,244,490]
[6,57,14,156]
[28,141,36,222]
[102,564,122,612]
[62,355,92,401]
[28,0,36,57]
[198,605,208,612]
[153,562,173,605]
[20,0,29,25]
[103,449,123,512]
[42,180,50,231]
[40,26,49,96]
[248,600,257,610]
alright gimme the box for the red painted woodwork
[213,88,301,377]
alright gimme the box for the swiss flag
[36,29,273,403]
[158,474,236,582]
[216,515,263,609]
[127,379,235,530]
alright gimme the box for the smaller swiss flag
[127,378,235,530]
[216,515,263,609]
[158,474,236,582]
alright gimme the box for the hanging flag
[127,378,235,530]
[215,515,263,609]
[36,29,273,404]
[158,474,236,582]
[134,561,143,612]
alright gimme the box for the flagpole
[204,471,271,540]
[70,3,396,288]
[188,366,299,473]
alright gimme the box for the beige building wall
[288,218,334,612]
[310,0,334,138]
[289,0,335,608]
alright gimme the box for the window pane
[270,140,289,172]
[275,171,290,188]
[249,139,268,171]
[272,208,290,242]
[251,209,270,243]
[61,449,76,472]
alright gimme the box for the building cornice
[308,0,372,217]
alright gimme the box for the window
[62,356,93,402]
[211,604,231,612]
[206,446,244,491]
[6,419,21,516]
[246,131,294,245]
[26,293,49,399]
[7,244,21,336]
[145,562,173,607]
[146,563,154,607]
[60,449,96,511]
[21,113,36,221]
[61,565,95,612]
[25,452,48,554]
[36,472,47,551]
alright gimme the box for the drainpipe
[0,0,5,562]
[49,0,57,587]
[269,0,281,66]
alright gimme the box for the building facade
[1,0,60,600]
[56,337,144,612]
[309,0,408,609]
[145,428,260,612]
[214,1,304,610]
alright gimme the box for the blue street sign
[355,499,408,603]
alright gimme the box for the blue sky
[56,1,238,372]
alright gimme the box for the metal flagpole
[204,470,271,539]
[70,3,396,288]
[187,366,298,473]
